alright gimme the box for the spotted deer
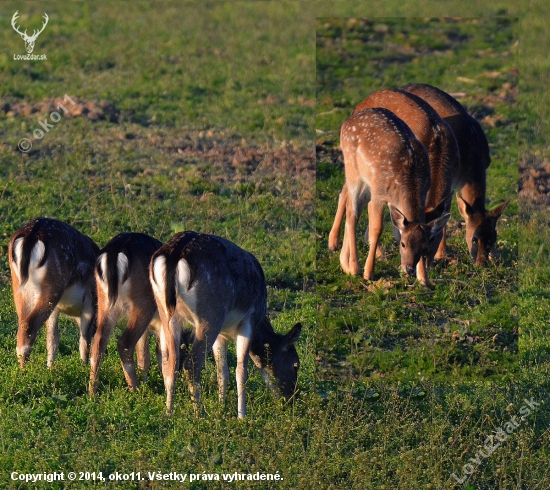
[8,218,99,368]
[89,232,164,394]
[329,88,457,284]
[338,107,450,284]
[150,231,301,417]
[401,83,510,265]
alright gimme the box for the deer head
[12,11,48,54]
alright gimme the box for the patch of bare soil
[519,157,550,208]
[1,96,119,121]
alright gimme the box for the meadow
[0,1,548,489]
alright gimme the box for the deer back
[96,232,162,311]
[401,83,490,197]
[341,107,431,222]
[353,88,456,215]
[9,218,99,306]
[150,231,267,333]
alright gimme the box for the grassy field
[0,1,548,489]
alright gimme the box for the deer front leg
[328,184,348,251]
[45,308,60,368]
[235,320,252,418]
[341,194,360,275]
[416,256,430,287]
[89,309,118,394]
[136,329,151,382]
[212,336,229,405]
[435,225,447,259]
[364,200,385,281]
[78,292,96,365]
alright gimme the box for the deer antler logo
[11,11,48,54]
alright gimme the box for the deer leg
[89,308,118,394]
[328,184,348,251]
[118,307,154,391]
[78,292,96,365]
[435,225,447,259]
[17,297,57,367]
[212,336,229,405]
[341,192,360,275]
[416,256,430,287]
[235,320,252,418]
[364,200,384,281]
[136,330,151,381]
[161,316,182,416]
[45,308,60,368]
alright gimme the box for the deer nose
[405,265,416,277]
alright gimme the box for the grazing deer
[150,231,301,417]
[329,88,457,283]
[401,83,510,265]
[338,108,450,284]
[89,232,164,394]
[11,11,49,54]
[8,218,99,368]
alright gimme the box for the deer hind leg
[160,316,182,416]
[89,308,118,394]
[16,295,58,368]
[328,184,348,251]
[212,336,229,405]
[364,200,385,281]
[45,308,60,368]
[117,307,153,391]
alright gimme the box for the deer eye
[472,237,478,245]
[401,242,405,249]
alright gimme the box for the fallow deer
[328,88,458,284]
[8,218,99,367]
[401,83,510,265]
[89,232,163,394]
[150,231,301,418]
[338,108,450,284]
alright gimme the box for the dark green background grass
[0,0,548,488]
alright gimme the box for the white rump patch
[176,259,197,319]
[97,253,109,295]
[117,253,129,283]
[151,255,167,313]
[11,238,25,281]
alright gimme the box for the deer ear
[456,194,473,219]
[427,213,451,236]
[285,323,302,346]
[488,199,510,219]
[389,205,408,231]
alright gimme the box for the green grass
[0,1,548,489]
[317,17,518,383]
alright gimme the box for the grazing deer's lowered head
[329,88,457,283]
[338,107,450,285]
[8,218,99,368]
[150,231,301,418]
[89,232,163,395]
[401,83,511,265]
[11,11,48,54]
